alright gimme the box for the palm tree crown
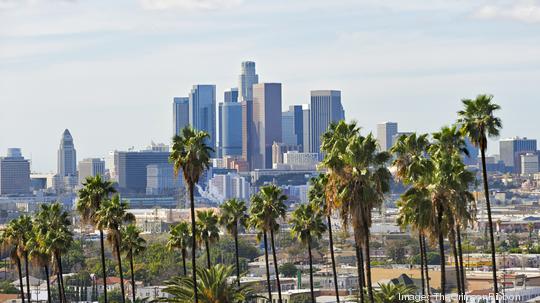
[457,94,502,151]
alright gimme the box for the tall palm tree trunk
[181,249,187,276]
[189,183,199,303]
[129,249,136,303]
[308,238,316,303]
[24,252,30,302]
[355,243,365,303]
[269,228,283,303]
[44,265,51,303]
[456,225,466,295]
[56,271,63,303]
[450,230,463,303]
[234,226,241,287]
[57,253,67,303]
[205,240,211,269]
[480,148,498,302]
[263,231,273,303]
[114,238,126,303]
[16,257,25,303]
[364,231,374,303]
[99,229,109,303]
[419,233,426,299]
[437,207,446,303]
[327,216,340,303]
[422,236,431,302]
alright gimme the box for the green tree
[279,263,298,278]
[374,283,416,303]
[167,222,191,276]
[290,203,327,303]
[1,219,28,303]
[78,175,116,303]
[170,126,213,303]
[219,198,248,286]
[195,210,220,269]
[95,195,135,303]
[309,173,341,303]
[458,94,502,300]
[121,224,146,303]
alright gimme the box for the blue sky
[1,0,540,172]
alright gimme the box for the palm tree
[252,184,287,303]
[5,216,33,302]
[374,283,416,303]
[290,203,327,303]
[1,221,26,303]
[170,126,213,303]
[77,175,116,303]
[391,133,433,301]
[458,94,502,299]
[121,224,146,303]
[167,222,191,276]
[248,194,273,303]
[27,234,52,303]
[154,265,257,303]
[309,174,340,303]
[321,121,391,303]
[195,210,220,269]
[95,194,135,303]
[219,198,248,285]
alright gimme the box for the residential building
[173,97,189,136]
[207,173,250,202]
[272,142,300,167]
[283,151,319,170]
[377,122,398,151]
[310,90,345,155]
[0,148,30,195]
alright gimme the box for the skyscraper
[58,129,77,177]
[78,158,106,185]
[252,83,282,169]
[173,97,189,136]
[220,93,243,157]
[281,105,304,149]
[302,106,310,152]
[189,85,216,151]
[376,122,398,151]
[0,148,30,195]
[113,149,171,193]
[500,137,537,173]
[309,90,345,155]
[238,61,258,102]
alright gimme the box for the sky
[1,0,540,173]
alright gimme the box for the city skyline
[2,0,540,172]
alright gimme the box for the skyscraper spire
[238,61,258,102]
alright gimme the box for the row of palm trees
[0,203,72,303]
[169,94,502,303]
[77,175,147,303]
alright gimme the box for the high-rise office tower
[113,149,171,193]
[500,137,537,173]
[224,88,239,103]
[78,158,106,185]
[220,89,243,157]
[0,148,30,195]
[173,97,189,136]
[57,129,77,177]
[376,122,398,151]
[252,83,282,169]
[281,105,304,149]
[302,106,310,152]
[238,61,259,102]
[309,90,345,155]
[241,100,255,168]
[189,85,216,152]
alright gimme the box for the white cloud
[140,0,242,11]
[474,2,540,23]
